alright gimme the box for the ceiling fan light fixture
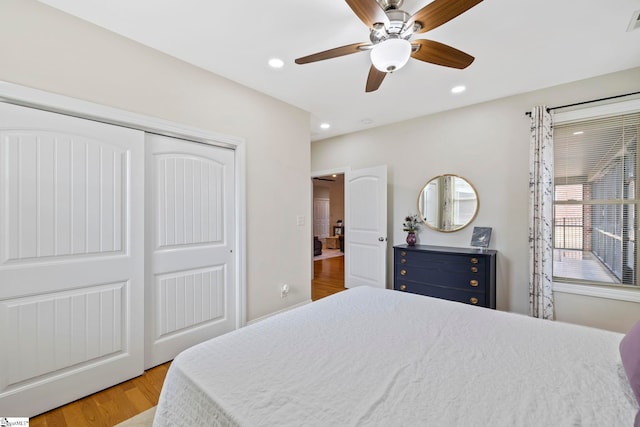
[370,38,411,72]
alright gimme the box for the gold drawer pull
[470,266,478,273]
[400,269,407,276]
[470,297,479,305]
[470,258,478,264]
[401,259,406,264]
[400,251,407,256]
[469,280,479,287]
[399,284,407,291]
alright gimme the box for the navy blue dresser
[394,244,497,309]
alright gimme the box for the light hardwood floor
[312,254,346,301]
[29,362,170,427]
[29,255,345,426]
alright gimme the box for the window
[553,105,640,289]
[453,179,476,227]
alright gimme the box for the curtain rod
[524,90,640,117]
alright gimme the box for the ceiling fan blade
[295,42,370,64]
[345,0,390,28]
[409,0,483,34]
[411,39,474,69]
[366,66,387,92]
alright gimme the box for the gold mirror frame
[417,174,479,232]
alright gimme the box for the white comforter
[154,286,639,426]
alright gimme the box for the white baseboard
[247,299,313,325]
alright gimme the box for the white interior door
[145,133,236,368]
[314,198,330,238]
[345,165,387,289]
[0,102,144,417]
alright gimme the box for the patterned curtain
[529,106,554,320]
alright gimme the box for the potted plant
[403,214,421,246]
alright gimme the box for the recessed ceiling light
[573,131,584,135]
[268,58,284,68]
[451,85,466,94]
[320,123,331,129]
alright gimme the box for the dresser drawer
[395,265,486,291]
[395,249,487,270]
[395,281,486,307]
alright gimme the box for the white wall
[2,0,637,332]
[0,0,311,321]
[311,67,640,333]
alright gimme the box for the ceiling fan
[295,0,483,92]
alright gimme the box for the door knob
[378,237,385,241]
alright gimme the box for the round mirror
[417,174,479,232]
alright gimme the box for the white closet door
[145,134,236,368]
[0,103,144,417]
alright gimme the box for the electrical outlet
[281,283,290,298]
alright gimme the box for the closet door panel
[145,134,236,368]
[0,102,144,417]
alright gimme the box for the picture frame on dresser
[470,226,492,248]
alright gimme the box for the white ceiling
[37,0,640,141]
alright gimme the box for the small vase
[406,231,416,246]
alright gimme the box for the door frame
[0,81,247,328]
[311,168,347,273]
[311,166,388,289]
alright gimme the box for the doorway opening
[312,173,346,300]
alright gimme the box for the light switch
[296,215,305,226]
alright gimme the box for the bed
[153,286,640,426]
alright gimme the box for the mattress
[153,286,639,426]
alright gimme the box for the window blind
[553,112,640,287]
